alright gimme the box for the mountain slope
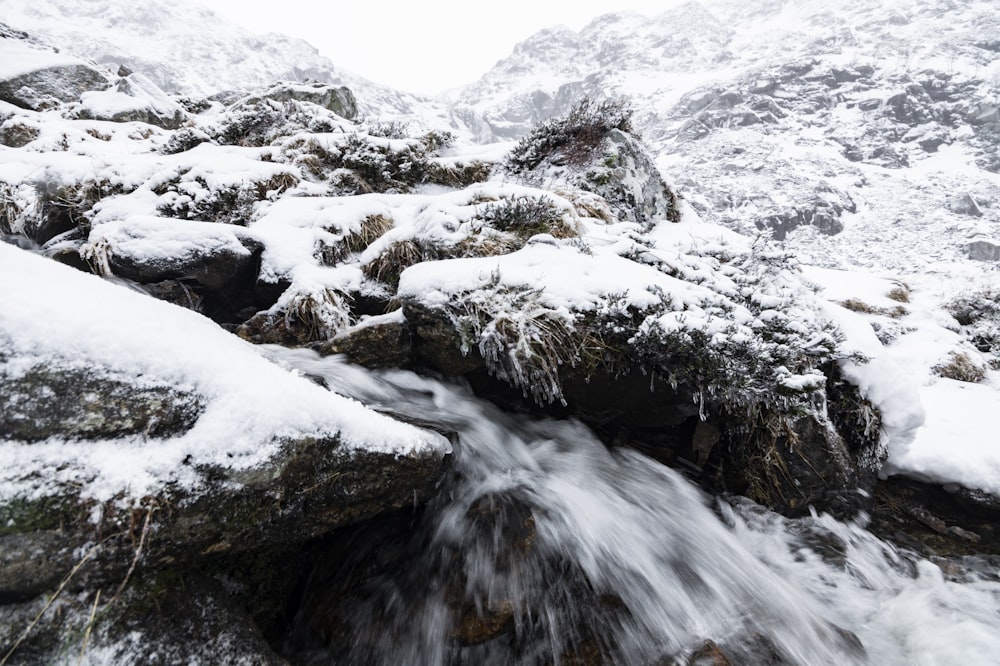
[0,0,440,121]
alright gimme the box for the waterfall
[264,347,1000,665]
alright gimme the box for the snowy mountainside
[452,0,1000,272]
[0,0,441,121]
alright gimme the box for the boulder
[0,242,451,623]
[84,217,263,291]
[1,572,289,665]
[0,32,110,110]
[949,193,984,217]
[77,72,187,129]
[756,184,855,240]
[966,238,1000,262]
[0,359,203,442]
[253,81,358,120]
[576,128,680,225]
[504,100,680,226]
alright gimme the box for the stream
[264,347,1000,665]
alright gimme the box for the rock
[89,219,262,290]
[949,193,984,217]
[77,72,187,129]
[0,359,204,442]
[872,476,1000,557]
[0,34,110,110]
[321,311,412,369]
[576,129,680,225]
[82,217,266,322]
[253,81,358,120]
[966,238,1000,262]
[505,100,680,226]
[0,416,449,605]
[0,572,289,665]
[688,639,734,665]
[756,184,854,240]
[395,244,883,517]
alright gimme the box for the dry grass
[933,351,986,383]
[345,214,394,254]
[839,298,907,319]
[361,239,426,287]
[284,289,353,340]
[887,282,911,303]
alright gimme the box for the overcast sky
[207,1,681,95]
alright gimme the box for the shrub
[449,281,577,405]
[155,172,298,225]
[215,100,287,147]
[945,289,1000,354]
[506,97,635,172]
[479,196,573,238]
[161,127,213,155]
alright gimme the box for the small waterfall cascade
[265,348,1000,666]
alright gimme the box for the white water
[266,347,1000,665]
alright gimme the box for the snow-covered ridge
[0,0,444,123]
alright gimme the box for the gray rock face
[966,238,1000,261]
[949,193,984,217]
[0,63,109,111]
[253,81,358,120]
[0,25,110,110]
[576,129,679,225]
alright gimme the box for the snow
[0,243,449,504]
[0,38,88,79]
[885,378,1000,492]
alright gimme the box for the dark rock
[320,312,412,369]
[872,476,1000,557]
[0,360,204,442]
[0,572,289,665]
[0,435,449,603]
[718,408,875,518]
[92,221,263,292]
[399,297,878,518]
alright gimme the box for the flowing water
[265,347,1000,665]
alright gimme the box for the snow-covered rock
[0,24,109,110]
[76,71,187,129]
[0,241,450,601]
